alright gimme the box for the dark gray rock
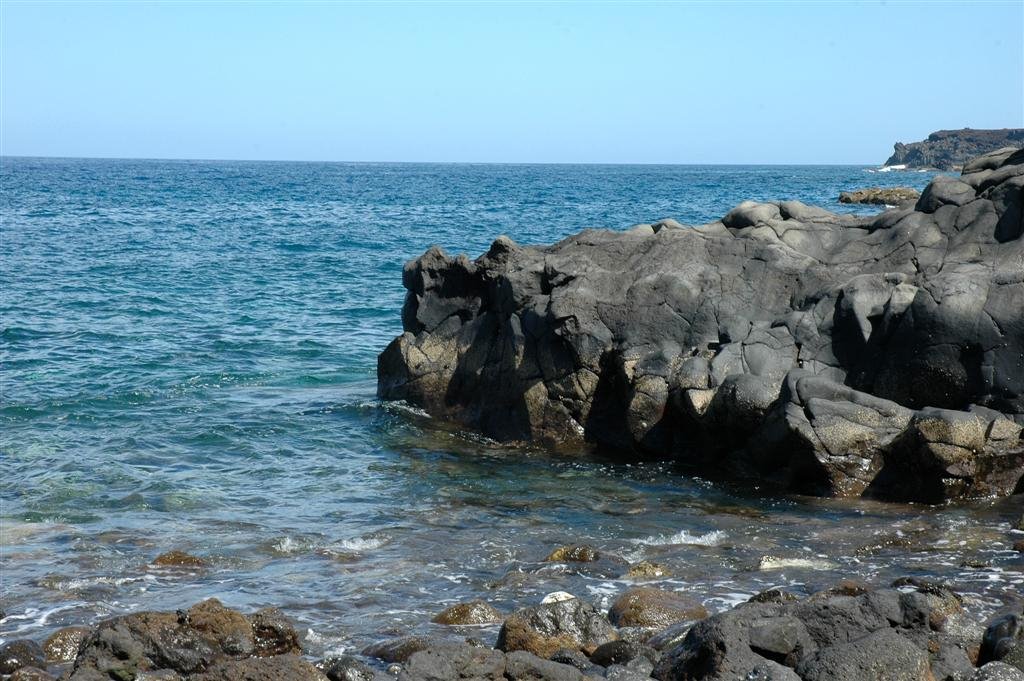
[548,649,603,676]
[496,598,618,659]
[504,650,584,681]
[884,129,1024,170]
[398,643,506,681]
[379,148,1024,503]
[588,640,658,668]
[320,654,379,681]
[794,628,931,680]
[981,612,1024,671]
[0,640,46,675]
[363,636,438,664]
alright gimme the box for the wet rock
[541,592,576,605]
[794,628,931,681]
[652,607,801,680]
[151,550,207,568]
[398,643,506,681]
[363,636,436,664]
[622,561,667,580]
[505,650,584,681]
[249,607,301,657]
[605,657,655,680]
[608,588,707,628]
[0,640,46,675]
[9,668,57,681]
[748,589,799,604]
[972,662,1024,680]
[839,187,920,206]
[588,640,659,668]
[544,545,599,563]
[191,654,327,681]
[431,600,502,625]
[980,612,1024,671]
[320,654,378,681]
[496,598,618,658]
[378,148,1024,503]
[1014,540,1024,553]
[645,620,693,652]
[188,598,256,657]
[44,625,90,662]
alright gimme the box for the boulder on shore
[378,148,1024,503]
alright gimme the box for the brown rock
[623,561,667,580]
[496,598,618,658]
[249,608,301,657]
[432,600,502,625]
[1014,540,1024,553]
[838,187,921,206]
[187,598,255,657]
[608,588,707,628]
[44,625,90,661]
[544,545,599,563]
[151,550,206,568]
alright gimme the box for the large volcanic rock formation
[885,129,1024,170]
[379,148,1024,502]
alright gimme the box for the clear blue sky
[2,1,1022,163]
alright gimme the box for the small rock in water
[622,561,667,580]
[544,545,599,562]
[152,550,207,567]
[541,591,576,604]
[607,588,707,628]
[43,625,90,661]
[0,640,46,675]
[431,600,502,625]
[319,654,377,681]
[748,588,799,604]
[1014,540,1024,553]
[838,187,920,205]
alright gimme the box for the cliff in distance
[379,148,1024,503]
[885,128,1024,170]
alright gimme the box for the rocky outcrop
[378,148,1024,503]
[885,129,1024,170]
[839,187,920,206]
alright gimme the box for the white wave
[336,535,388,552]
[758,556,835,571]
[304,628,348,658]
[273,536,308,554]
[636,529,726,547]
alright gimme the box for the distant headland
[884,127,1024,170]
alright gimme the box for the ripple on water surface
[2,158,1018,653]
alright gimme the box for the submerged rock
[378,148,1024,503]
[544,544,600,563]
[839,187,920,206]
[151,550,207,568]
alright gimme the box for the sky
[1,1,1022,164]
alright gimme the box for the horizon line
[0,153,883,167]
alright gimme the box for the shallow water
[2,157,1021,655]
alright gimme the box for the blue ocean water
[2,158,1020,653]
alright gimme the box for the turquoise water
[2,157,1021,654]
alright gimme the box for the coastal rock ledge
[378,148,1024,502]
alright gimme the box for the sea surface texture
[2,157,1021,654]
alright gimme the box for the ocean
[2,157,1020,655]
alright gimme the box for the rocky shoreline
[378,147,1024,503]
[884,130,1024,171]
[3,574,1023,681]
